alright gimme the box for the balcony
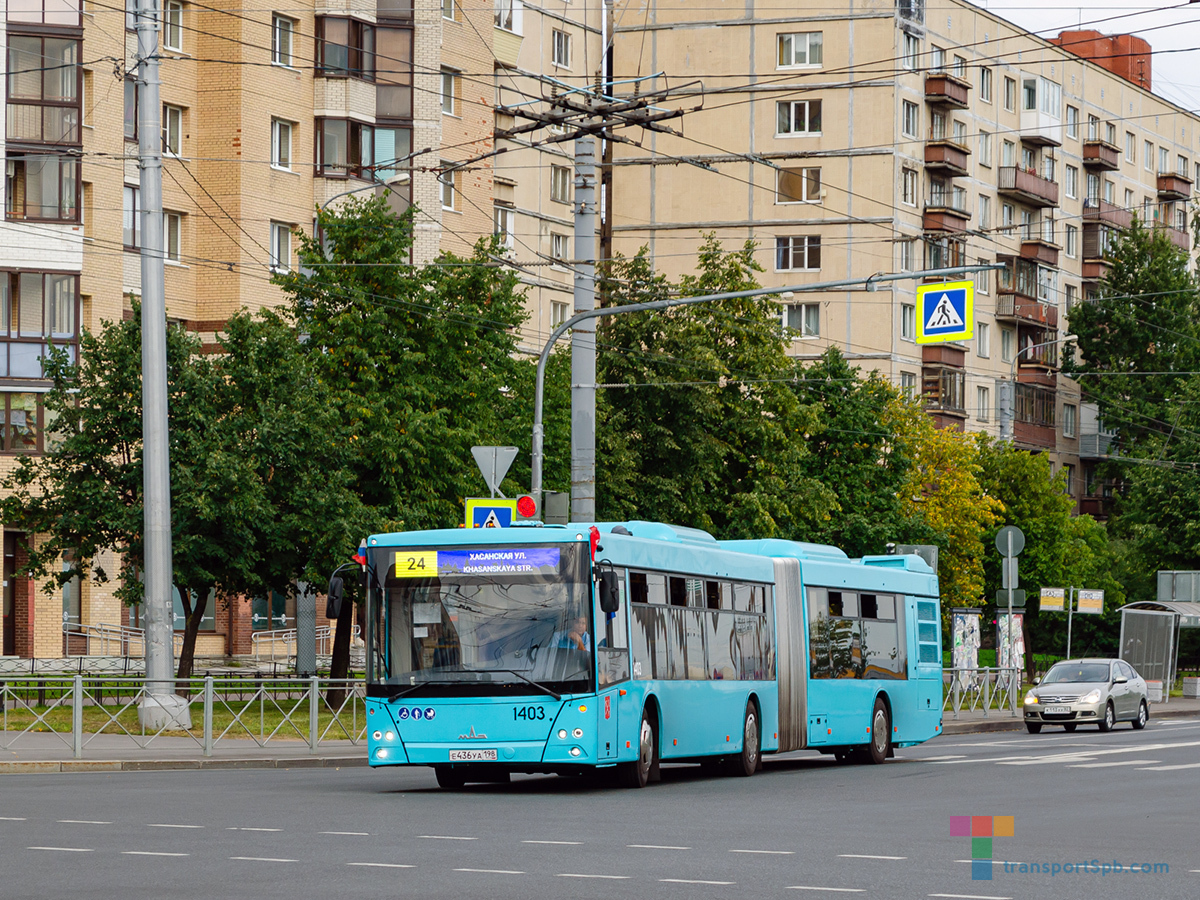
[996,293,1059,328]
[1015,421,1057,449]
[923,200,970,233]
[1081,259,1111,283]
[1079,496,1115,520]
[1020,238,1059,266]
[1158,224,1192,251]
[924,140,970,176]
[1080,430,1115,459]
[1017,342,1059,371]
[1082,198,1133,229]
[1156,172,1192,200]
[925,73,971,109]
[1081,140,1120,171]
[922,365,967,419]
[997,167,1059,208]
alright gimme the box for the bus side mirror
[599,571,620,614]
[326,576,344,619]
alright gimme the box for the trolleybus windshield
[368,543,592,697]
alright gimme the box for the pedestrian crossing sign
[465,498,517,528]
[916,280,974,344]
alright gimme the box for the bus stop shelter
[1117,601,1200,703]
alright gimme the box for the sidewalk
[940,696,1200,736]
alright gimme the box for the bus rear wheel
[732,701,760,777]
[619,709,658,788]
[867,698,890,765]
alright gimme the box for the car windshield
[367,543,592,695]
[1042,662,1110,684]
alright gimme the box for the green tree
[594,238,835,537]
[1,306,369,678]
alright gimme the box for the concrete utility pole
[571,136,598,521]
[137,0,189,728]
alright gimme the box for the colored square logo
[949,816,970,837]
[993,816,1015,837]
[972,837,993,858]
[972,859,993,881]
[951,815,1013,881]
[972,816,993,837]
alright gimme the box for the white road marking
[918,755,968,761]
[1189,869,1200,873]
[417,835,477,841]
[929,894,1013,900]
[997,756,1096,766]
[629,843,691,850]
[839,854,907,860]
[0,817,27,821]
[57,820,111,825]
[523,839,583,845]
[230,856,297,863]
[320,831,370,836]
[226,827,282,832]
[1067,759,1161,768]
[731,849,794,855]
[122,851,189,857]
[147,824,203,829]
[28,846,93,852]
[1138,762,1200,771]
[557,874,631,880]
[929,756,1038,765]
[661,878,736,885]
[347,862,415,869]
[989,739,1200,767]
[786,887,866,893]
[454,868,524,875]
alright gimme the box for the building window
[976,385,990,422]
[494,204,515,249]
[776,100,822,136]
[1064,164,1078,199]
[375,26,414,120]
[952,55,966,78]
[123,185,140,247]
[1105,121,1116,145]
[439,164,459,210]
[440,68,459,115]
[900,372,916,398]
[550,300,568,327]
[977,321,990,356]
[316,119,374,178]
[776,167,821,203]
[901,303,915,341]
[552,29,571,68]
[1125,131,1135,163]
[784,303,820,338]
[0,393,43,453]
[978,130,991,167]
[901,100,918,138]
[1001,139,1015,168]
[0,271,79,390]
[1065,224,1077,258]
[550,233,569,266]
[271,118,292,169]
[1015,384,1055,427]
[163,0,183,51]
[775,235,821,271]
[1003,76,1015,112]
[902,33,920,70]
[979,66,992,102]
[778,32,823,67]
[1124,188,1135,212]
[161,104,182,155]
[123,78,137,141]
[6,35,81,145]
[1001,202,1014,234]
[901,168,918,206]
[898,238,915,270]
[978,195,990,229]
[929,46,945,72]
[1065,284,1077,310]
[269,221,291,272]
[1001,328,1014,363]
[1063,403,1077,438]
[1144,141,1153,171]
[1178,154,1189,177]
[1065,105,1078,138]
[1159,146,1169,174]
[164,212,182,262]
[317,17,373,79]
[1104,179,1114,204]
[272,14,294,66]
[6,155,80,222]
[550,164,572,203]
[442,0,455,20]
[495,0,519,32]
[975,260,990,296]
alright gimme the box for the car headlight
[1024,691,1039,705]
[1082,689,1102,704]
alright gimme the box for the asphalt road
[3,717,1199,900]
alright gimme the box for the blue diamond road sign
[916,280,974,344]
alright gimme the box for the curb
[940,703,1197,736]
[0,755,368,774]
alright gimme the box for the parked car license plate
[1045,706,1069,715]
[449,748,498,761]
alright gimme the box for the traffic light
[515,494,538,520]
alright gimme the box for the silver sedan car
[1023,658,1149,733]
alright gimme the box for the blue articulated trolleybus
[363,521,943,789]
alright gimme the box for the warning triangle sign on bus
[925,293,965,330]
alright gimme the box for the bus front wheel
[867,698,890,765]
[620,709,659,788]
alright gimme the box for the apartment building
[0,0,599,658]
[610,0,1199,516]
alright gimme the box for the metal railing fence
[0,675,367,758]
[942,666,1022,718]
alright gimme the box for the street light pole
[998,333,1077,442]
[531,263,1005,514]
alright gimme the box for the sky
[977,0,1200,111]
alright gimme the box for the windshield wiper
[487,668,562,701]
[387,679,472,701]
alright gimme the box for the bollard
[202,676,214,757]
[309,676,319,753]
[72,675,83,759]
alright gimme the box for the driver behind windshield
[553,614,591,652]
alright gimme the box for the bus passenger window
[720,582,734,609]
[705,581,721,610]
[841,593,859,618]
[630,572,649,604]
[686,578,705,607]
[733,583,752,611]
[828,591,843,617]
[876,594,896,620]
[860,594,878,619]
[646,573,668,605]
[668,577,687,606]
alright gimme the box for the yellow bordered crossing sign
[916,280,974,344]
[465,498,517,528]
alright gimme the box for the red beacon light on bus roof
[515,494,538,519]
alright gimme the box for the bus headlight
[572,728,584,739]
[385,731,395,741]
[372,730,383,740]
[558,729,568,740]
[569,747,582,757]
[375,748,389,759]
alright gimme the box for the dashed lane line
[838,854,907,860]
[347,863,415,869]
[1138,762,1200,771]
[523,840,583,845]
[661,878,736,885]
[1066,759,1161,768]
[928,894,1013,900]
[629,844,691,850]
[454,868,525,875]
[227,827,282,832]
[57,820,111,825]
[122,851,189,857]
[0,817,27,821]
[557,873,631,880]
[320,831,371,836]
[230,857,297,863]
[418,835,477,841]
[28,846,93,852]
[147,824,203,829]
[730,849,794,855]
[786,886,865,893]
